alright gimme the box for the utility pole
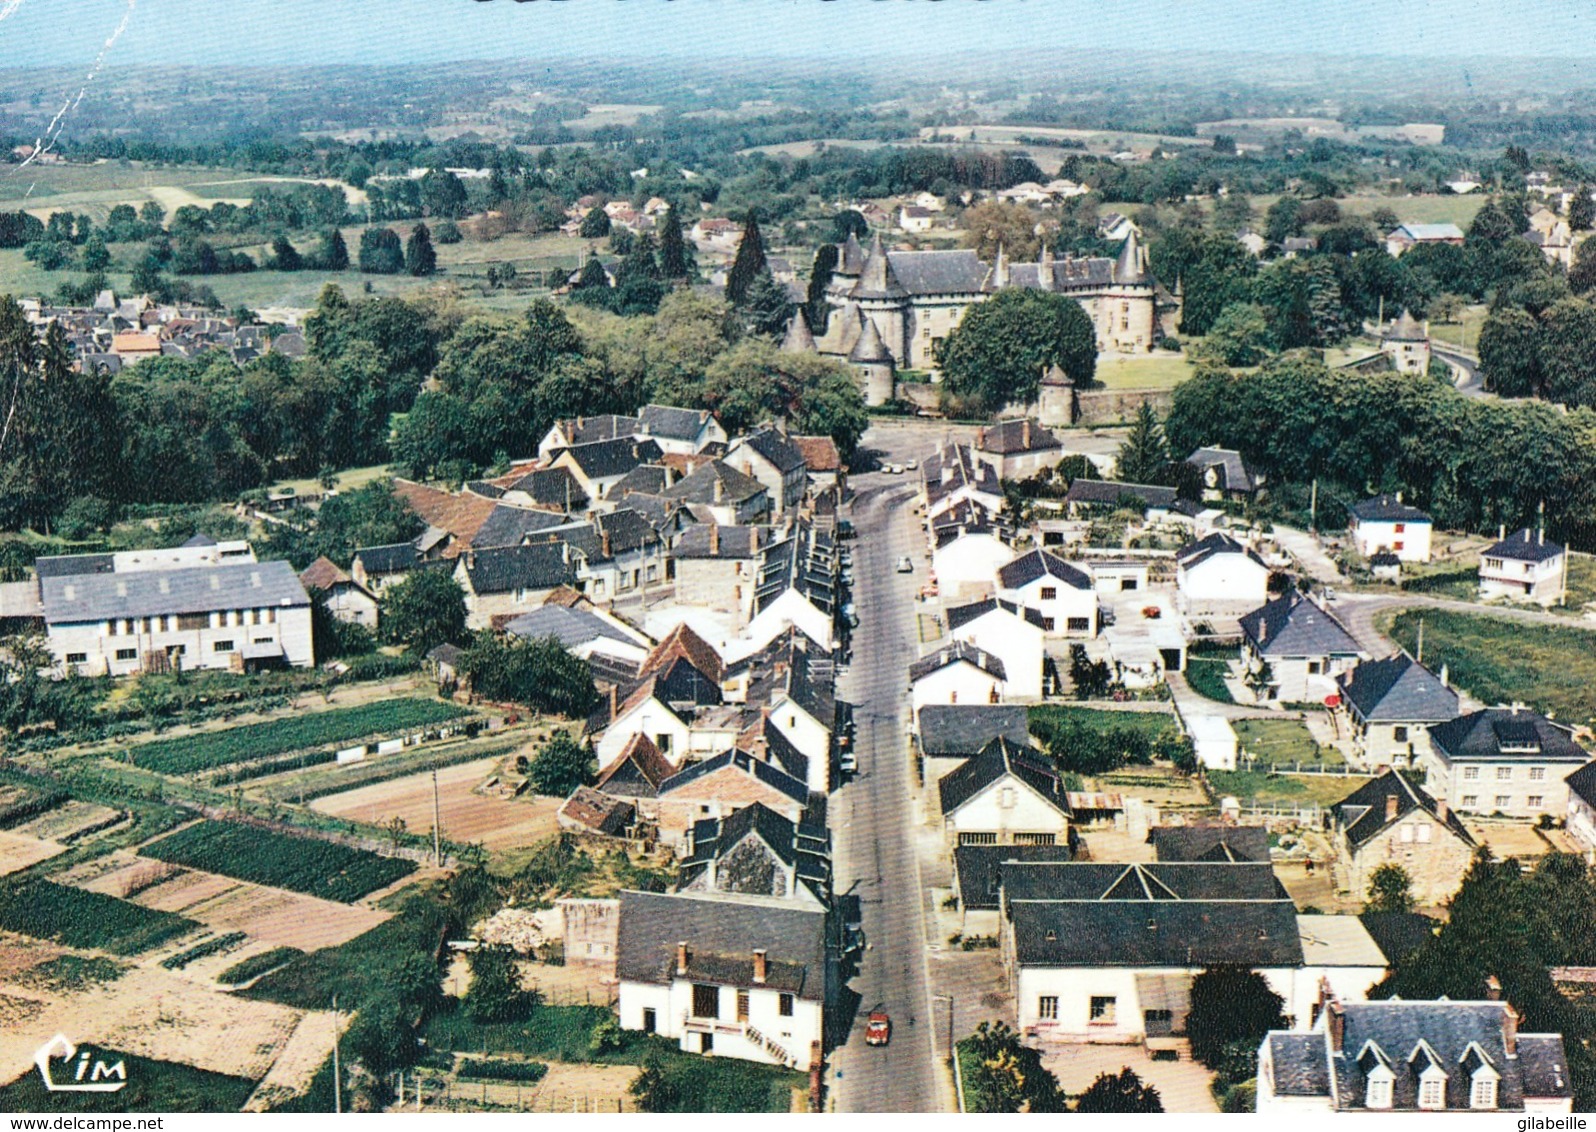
[331,995,342,1114]
[1309,478,1318,536]
[431,768,443,865]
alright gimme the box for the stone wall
[1072,387,1175,426]
[559,897,621,977]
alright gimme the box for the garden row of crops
[457,1059,549,1083]
[140,820,417,902]
[0,880,198,955]
[161,931,247,970]
[218,946,304,985]
[0,786,67,829]
[127,699,472,775]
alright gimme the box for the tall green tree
[404,222,437,277]
[725,209,768,306]
[465,945,531,1022]
[1202,301,1274,366]
[358,227,404,274]
[741,268,792,338]
[578,207,611,239]
[459,632,598,717]
[658,203,689,280]
[270,236,302,271]
[315,227,349,271]
[1478,305,1543,396]
[420,170,469,220]
[1569,187,1595,232]
[379,569,467,655]
[1366,863,1416,913]
[806,243,839,329]
[936,288,1096,411]
[1187,967,1287,1070]
[1116,403,1170,484]
[527,731,595,797]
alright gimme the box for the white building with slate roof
[1335,653,1459,768]
[1478,527,1568,606]
[1348,493,1433,563]
[38,554,312,677]
[1240,591,1366,703]
[1258,994,1573,1113]
[1418,706,1588,820]
[995,548,1098,638]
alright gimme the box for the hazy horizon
[3,0,1596,69]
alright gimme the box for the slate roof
[657,748,809,807]
[557,437,663,481]
[1566,760,1596,810]
[470,504,569,549]
[977,418,1062,455]
[909,639,1007,683]
[673,524,764,559]
[754,522,836,617]
[352,542,422,576]
[504,604,639,652]
[945,597,1047,633]
[739,426,807,475]
[1483,527,1565,563]
[35,553,114,578]
[551,414,641,446]
[1240,592,1362,658]
[1430,707,1585,764]
[1357,911,1437,964]
[41,560,309,624]
[615,890,827,998]
[608,464,670,499]
[594,733,674,799]
[597,508,661,554]
[1176,532,1268,571]
[679,801,831,901]
[1149,825,1271,863]
[1000,860,1287,904]
[918,704,1032,759]
[506,466,590,510]
[881,248,989,294]
[639,403,713,442]
[996,548,1091,591]
[746,634,834,726]
[461,541,578,596]
[1185,446,1259,494]
[1336,654,1459,724]
[1010,899,1303,967]
[1350,494,1432,523]
[954,843,1074,911]
[1264,1000,1573,1110]
[1064,478,1179,510]
[663,459,766,506]
[1331,770,1477,850]
[938,736,1067,817]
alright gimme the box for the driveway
[1039,1043,1219,1113]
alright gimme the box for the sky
[1,0,1595,69]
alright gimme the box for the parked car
[839,750,857,775]
[904,459,919,471]
[865,1011,892,1046]
[838,520,856,540]
[895,556,914,573]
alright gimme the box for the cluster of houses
[20,292,305,374]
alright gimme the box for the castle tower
[848,312,896,407]
[848,234,909,366]
[782,307,817,354]
[1380,308,1431,375]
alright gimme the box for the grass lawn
[1234,718,1338,767]
[1093,355,1193,391]
[1382,608,1596,726]
[0,1050,256,1113]
[1208,769,1371,808]
[1184,643,1237,704]
[263,463,395,497]
[1398,563,1479,601]
[1564,554,1596,609]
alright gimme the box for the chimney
[1313,976,1334,1026]
[1485,975,1502,1001]
[1436,798,1448,823]
[976,427,986,450]
[750,527,758,555]
[753,948,768,985]
[1023,419,1032,450]
[714,476,725,503]
[1504,1002,1520,1056]
[1383,792,1401,822]
[1439,663,1449,688]
[1500,523,1507,541]
[676,941,690,975]
[601,530,612,558]
[1395,491,1403,504]
[1327,1000,1345,1051]
[710,525,721,554]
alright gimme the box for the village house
[537,414,641,460]
[637,403,729,455]
[549,437,665,502]
[1061,478,1179,520]
[995,549,1098,638]
[1257,992,1573,1113]
[654,749,813,848]
[679,801,831,909]
[921,442,1005,523]
[973,418,1065,481]
[591,732,676,818]
[724,425,808,517]
[670,524,765,625]
[1148,824,1270,863]
[36,551,313,677]
[1185,446,1264,503]
[1380,310,1433,375]
[1418,706,1588,820]
[952,842,1075,937]
[938,736,1072,849]
[662,459,771,525]
[946,598,1048,699]
[1478,527,1567,606]
[932,525,1014,600]
[1335,653,1459,768]
[1329,770,1477,908]
[1175,532,1272,617]
[1384,222,1465,257]
[910,640,1007,716]
[1000,861,1387,1043]
[789,435,844,496]
[298,557,379,629]
[745,523,838,653]
[1348,494,1433,564]
[454,540,582,629]
[898,204,935,233]
[916,703,1033,782]
[1240,591,1366,703]
[615,889,829,1068]
[504,602,652,671]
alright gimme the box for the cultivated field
[310,757,560,852]
[0,830,64,876]
[69,852,390,953]
[139,821,417,903]
[0,879,198,956]
[9,799,124,842]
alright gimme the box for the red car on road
[865,1011,891,1046]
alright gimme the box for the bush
[457,1059,547,1083]
[1220,1081,1257,1112]
[218,946,305,985]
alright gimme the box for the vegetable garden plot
[140,821,416,902]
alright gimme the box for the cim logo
[34,1034,127,1093]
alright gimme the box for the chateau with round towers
[784,231,1162,405]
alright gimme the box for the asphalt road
[828,472,944,1113]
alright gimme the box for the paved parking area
[1038,1043,1219,1112]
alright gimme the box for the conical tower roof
[1113,226,1148,284]
[1383,308,1427,342]
[848,314,894,364]
[849,234,907,300]
[838,232,865,275]
[781,307,817,353]
[983,242,1011,291]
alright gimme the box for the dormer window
[1418,1068,1447,1110]
[1365,1070,1393,1110]
[1470,1073,1498,1110]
